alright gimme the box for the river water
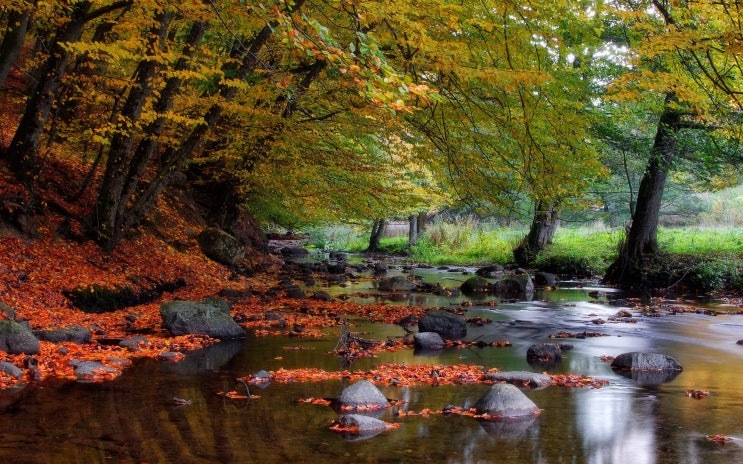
[1,261,742,463]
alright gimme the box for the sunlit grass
[306,223,743,288]
[658,227,743,254]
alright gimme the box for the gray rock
[69,360,121,382]
[414,332,446,350]
[0,361,23,379]
[495,273,534,294]
[378,276,417,292]
[337,380,389,409]
[160,299,246,339]
[0,320,40,355]
[526,344,563,362]
[474,383,540,418]
[484,371,552,388]
[534,272,558,287]
[311,291,333,302]
[280,246,309,256]
[334,414,390,432]
[196,227,246,266]
[373,262,389,274]
[119,336,149,351]
[610,352,683,371]
[326,263,347,274]
[418,310,467,340]
[460,276,489,294]
[475,265,504,278]
[0,302,16,320]
[34,325,92,344]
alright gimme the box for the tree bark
[92,10,175,250]
[0,1,35,88]
[3,0,132,185]
[408,214,418,247]
[604,101,681,284]
[367,219,387,252]
[513,200,560,266]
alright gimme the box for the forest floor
[0,156,445,390]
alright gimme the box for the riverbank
[305,223,743,295]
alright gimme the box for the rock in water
[418,310,467,340]
[610,352,683,371]
[337,380,388,409]
[160,298,246,339]
[474,383,540,418]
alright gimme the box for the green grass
[658,227,743,254]
[305,222,743,291]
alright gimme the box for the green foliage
[689,257,742,294]
[658,227,743,254]
[532,228,621,277]
[305,224,368,251]
[410,218,522,265]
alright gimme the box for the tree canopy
[1,0,741,259]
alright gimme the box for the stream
[1,255,742,463]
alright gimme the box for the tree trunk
[417,211,427,235]
[408,214,418,247]
[3,0,131,185]
[4,2,92,183]
[367,219,387,252]
[513,200,560,266]
[92,11,174,250]
[604,102,681,284]
[119,15,290,238]
[0,1,35,88]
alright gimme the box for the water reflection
[1,263,743,463]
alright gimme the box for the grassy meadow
[305,220,743,293]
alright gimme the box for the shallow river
[1,262,742,463]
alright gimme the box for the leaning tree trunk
[367,219,387,252]
[604,103,681,285]
[92,11,174,251]
[119,2,308,241]
[513,200,560,267]
[3,0,131,185]
[0,1,35,88]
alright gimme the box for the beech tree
[604,0,743,284]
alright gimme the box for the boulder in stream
[460,276,489,294]
[378,276,417,292]
[417,309,467,340]
[337,380,389,409]
[160,298,246,339]
[474,383,541,418]
[414,332,446,350]
[484,371,553,389]
[610,352,683,371]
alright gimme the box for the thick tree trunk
[417,211,427,235]
[604,103,681,284]
[4,2,92,183]
[119,19,284,237]
[3,1,131,185]
[92,11,174,250]
[513,201,559,266]
[408,215,418,247]
[0,2,35,88]
[367,219,387,252]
